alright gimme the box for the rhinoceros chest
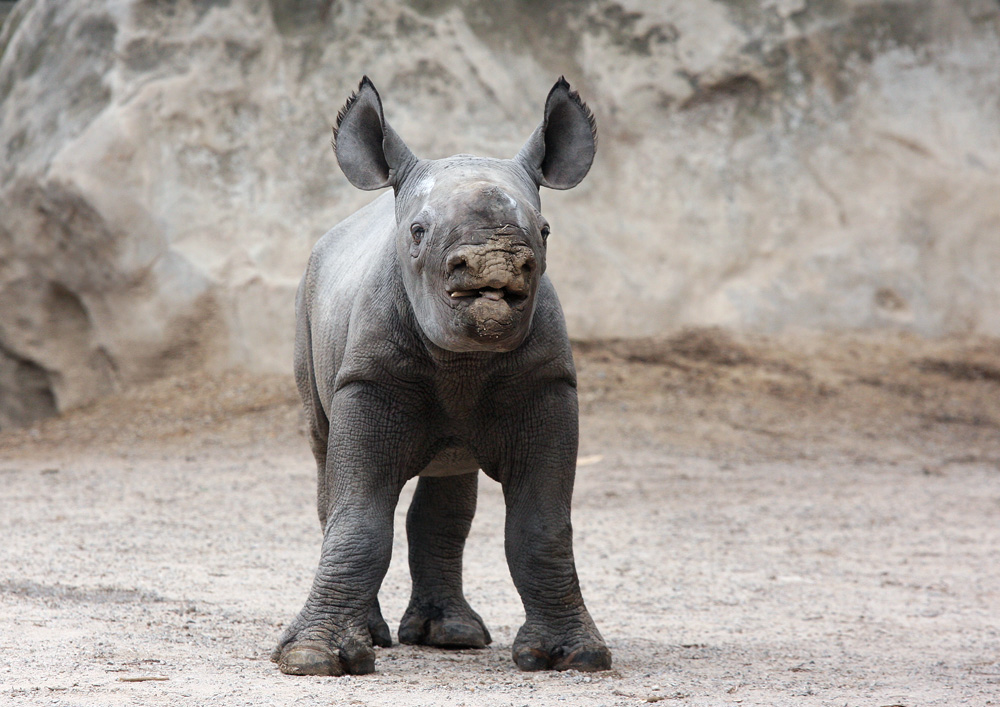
[415,376,495,477]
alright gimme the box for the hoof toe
[277,643,343,676]
[368,601,393,648]
[554,646,613,672]
[513,647,551,671]
[426,619,491,648]
[340,638,376,673]
[369,618,392,648]
[275,638,376,676]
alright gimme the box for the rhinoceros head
[332,76,596,353]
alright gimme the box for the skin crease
[272,77,611,676]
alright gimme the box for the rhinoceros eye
[410,223,426,244]
[540,225,550,240]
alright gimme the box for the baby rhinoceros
[273,76,611,677]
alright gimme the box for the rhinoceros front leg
[399,473,492,648]
[493,384,612,672]
[273,383,422,676]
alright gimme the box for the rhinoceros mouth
[446,286,528,306]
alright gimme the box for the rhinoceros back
[294,191,397,414]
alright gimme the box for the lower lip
[450,290,504,300]
[449,293,522,307]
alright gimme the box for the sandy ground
[1,329,999,706]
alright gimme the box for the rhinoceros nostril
[446,252,469,274]
[519,252,536,278]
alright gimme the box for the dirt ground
[2,329,999,706]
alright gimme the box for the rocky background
[1,0,999,427]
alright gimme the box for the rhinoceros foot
[272,599,390,675]
[398,599,492,649]
[272,637,375,676]
[511,622,612,672]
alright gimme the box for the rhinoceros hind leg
[401,473,490,649]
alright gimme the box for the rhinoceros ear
[333,76,417,190]
[515,77,597,190]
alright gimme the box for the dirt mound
[573,329,1000,465]
[6,329,999,467]
[575,327,756,367]
[0,369,300,454]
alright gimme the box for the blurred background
[1,0,998,429]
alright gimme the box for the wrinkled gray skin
[272,77,611,676]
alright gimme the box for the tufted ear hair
[332,76,417,190]
[515,77,597,190]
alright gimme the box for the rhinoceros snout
[445,241,536,298]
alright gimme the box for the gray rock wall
[2,0,999,426]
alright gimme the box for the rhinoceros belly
[419,445,479,477]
